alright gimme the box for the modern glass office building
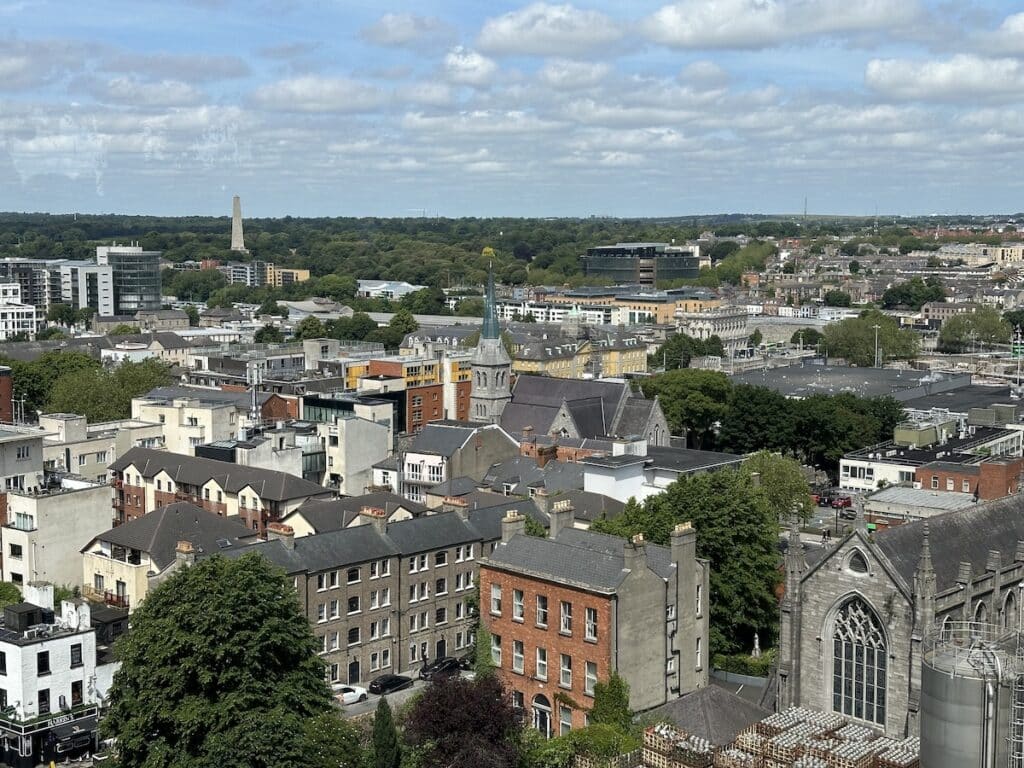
[96,245,162,314]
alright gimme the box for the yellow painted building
[512,339,648,378]
[266,265,311,287]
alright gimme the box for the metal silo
[921,621,1024,768]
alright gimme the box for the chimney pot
[267,523,295,549]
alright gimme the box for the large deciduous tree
[103,553,336,768]
[821,309,919,366]
[402,675,522,768]
[639,369,731,447]
[593,467,780,655]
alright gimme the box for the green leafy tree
[400,287,447,315]
[109,323,141,335]
[293,316,326,340]
[881,277,945,310]
[639,369,731,448]
[790,327,823,348]
[258,298,288,317]
[183,304,201,326]
[103,553,333,768]
[0,582,21,608]
[748,328,763,347]
[168,268,227,302]
[822,309,919,367]
[848,260,860,274]
[36,327,67,340]
[588,672,633,735]
[823,290,852,307]
[718,384,795,456]
[46,359,171,422]
[524,516,547,537]
[650,332,725,370]
[744,451,813,521]
[594,468,780,654]
[389,307,419,335]
[47,303,77,326]
[370,696,401,768]
[455,297,485,317]
[255,325,285,344]
[304,713,363,768]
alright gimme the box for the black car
[368,674,414,695]
[418,656,461,681]
[457,649,475,670]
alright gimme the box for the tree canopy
[881,277,945,310]
[593,465,781,655]
[649,332,725,371]
[938,307,1011,353]
[104,553,336,768]
[46,358,172,422]
[821,309,919,366]
[639,369,731,448]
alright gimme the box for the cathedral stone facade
[778,497,1024,737]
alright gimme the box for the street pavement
[339,677,426,718]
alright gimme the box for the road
[339,676,429,718]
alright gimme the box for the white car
[333,684,368,705]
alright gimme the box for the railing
[0,703,98,735]
[83,586,130,610]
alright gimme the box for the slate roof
[482,456,584,495]
[500,403,561,435]
[646,446,744,474]
[546,489,624,522]
[289,492,427,533]
[427,476,481,497]
[505,376,625,428]
[485,527,673,591]
[645,685,771,746]
[613,397,657,438]
[86,502,256,570]
[111,447,331,502]
[468,499,548,542]
[385,512,480,554]
[872,494,1024,592]
[453,489,517,511]
[226,522,400,574]
[407,422,474,457]
[225,511,481,572]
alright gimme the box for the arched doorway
[532,694,552,738]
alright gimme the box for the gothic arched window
[975,601,988,624]
[832,597,887,725]
[1005,591,1019,631]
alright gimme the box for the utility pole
[872,324,881,368]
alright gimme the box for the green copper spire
[481,263,499,340]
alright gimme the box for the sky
[3,0,1024,218]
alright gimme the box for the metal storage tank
[921,621,1024,768]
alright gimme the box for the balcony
[83,586,130,610]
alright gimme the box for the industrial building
[581,242,705,286]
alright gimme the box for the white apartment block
[131,396,239,455]
[318,414,390,496]
[2,480,112,588]
[39,413,164,484]
[0,284,39,341]
[0,428,44,495]
[55,262,114,317]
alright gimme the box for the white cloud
[478,3,621,56]
[538,59,609,90]
[395,82,454,107]
[985,12,1024,55]
[252,75,382,112]
[101,52,249,82]
[678,60,729,89]
[402,110,563,136]
[360,13,454,48]
[866,54,1024,101]
[443,47,497,87]
[90,77,202,107]
[643,0,921,49]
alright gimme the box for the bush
[713,648,776,678]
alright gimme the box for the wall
[2,484,113,587]
[450,427,520,481]
[81,547,152,611]
[481,565,613,732]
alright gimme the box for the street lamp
[872,324,881,368]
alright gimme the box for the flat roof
[865,486,979,512]
[902,384,1018,414]
[730,365,969,400]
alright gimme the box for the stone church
[777,496,1024,737]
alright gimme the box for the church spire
[917,521,933,576]
[481,263,499,340]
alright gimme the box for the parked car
[831,495,852,509]
[419,656,461,681]
[457,649,475,670]
[333,684,368,705]
[815,492,834,507]
[368,674,414,695]
[838,508,857,520]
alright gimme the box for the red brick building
[480,504,709,736]
[915,457,1024,501]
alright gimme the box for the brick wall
[481,565,613,732]
[915,458,1024,500]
